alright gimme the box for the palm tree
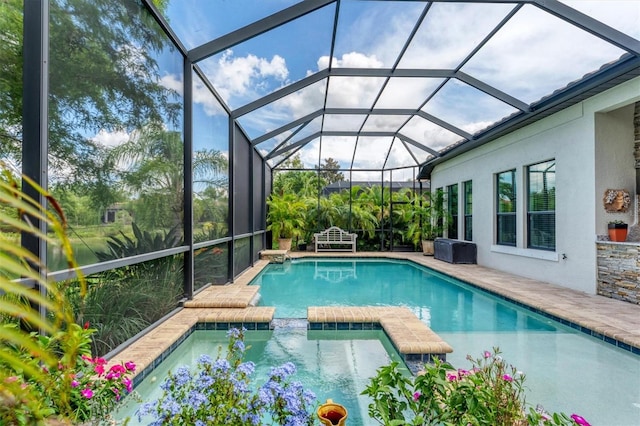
[108,123,227,232]
[266,193,307,249]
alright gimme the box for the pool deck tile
[107,252,640,376]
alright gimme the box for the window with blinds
[447,183,458,239]
[496,170,516,246]
[527,160,556,250]
[463,180,472,241]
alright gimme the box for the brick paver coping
[308,306,453,362]
[107,307,275,380]
[183,285,260,308]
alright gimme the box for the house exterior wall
[430,76,640,294]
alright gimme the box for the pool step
[307,306,453,363]
[259,249,290,263]
[183,285,260,308]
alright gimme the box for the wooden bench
[314,226,357,253]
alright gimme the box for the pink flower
[457,369,469,377]
[110,364,126,375]
[94,364,105,376]
[71,380,79,388]
[446,373,458,381]
[81,388,93,399]
[502,374,513,382]
[483,351,491,358]
[412,392,421,401]
[95,357,107,365]
[123,378,133,393]
[125,361,136,371]
[81,354,93,363]
[4,376,18,383]
[570,414,591,426]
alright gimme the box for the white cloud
[318,136,357,168]
[266,52,384,117]
[461,4,630,102]
[193,78,227,117]
[562,1,640,40]
[193,1,638,170]
[209,49,289,106]
[319,51,384,69]
[401,116,462,152]
[333,2,424,67]
[159,73,183,95]
[92,129,130,147]
[399,2,515,69]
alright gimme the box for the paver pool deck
[107,252,640,376]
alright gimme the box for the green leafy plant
[266,193,307,240]
[95,222,182,262]
[136,327,318,425]
[21,323,137,424]
[0,164,136,424]
[362,348,591,426]
[405,189,448,249]
[67,269,183,356]
[0,164,138,424]
[0,166,81,422]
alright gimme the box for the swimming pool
[251,258,640,425]
[116,326,407,425]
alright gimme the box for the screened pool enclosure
[7,0,640,354]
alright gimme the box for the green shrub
[362,348,590,426]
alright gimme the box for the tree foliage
[1,0,177,181]
[317,157,344,184]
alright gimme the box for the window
[435,187,445,238]
[463,180,472,241]
[527,160,556,250]
[447,184,458,239]
[496,170,516,246]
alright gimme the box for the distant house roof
[322,180,429,195]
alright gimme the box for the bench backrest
[315,226,356,242]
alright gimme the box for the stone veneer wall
[596,242,640,304]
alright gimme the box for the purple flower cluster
[137,328,317,425]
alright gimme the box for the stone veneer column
[629,102,640,240]
[596,242,640,304]
[635,101,640,193]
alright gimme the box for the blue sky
[94,0,640,180]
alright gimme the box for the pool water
[116,327,408,425]
[251,258,640,425]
